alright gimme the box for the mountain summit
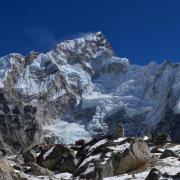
[0,32,180,151]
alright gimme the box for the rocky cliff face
[0,32,180,152]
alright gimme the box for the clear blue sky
[0,0,180,65]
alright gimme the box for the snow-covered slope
[1,31,180,147]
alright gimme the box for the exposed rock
[22,149,37,163]
[172,172,180,179]
[75,137,151,179]
[150,147,162,153]
[113,138,151,175]
[0,166,13,179]
[113,122,124,138]
[0,90,44,152]
[160,149,179,159]
[152,133,171,145]
[26,162,54,176]
[145,168,162,180]
[75,139,86,146]
[0,158,16,180]
[37,144,77,173]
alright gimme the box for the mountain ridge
[0,32,180,151]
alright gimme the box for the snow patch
[157,157,180,175]
[88,139,107,152]
[55,172,72,179]
[82,166,95,175]
[43,146,55,160]
[108,142,130,153]
[79,154,101,168]
[113,137,126,143]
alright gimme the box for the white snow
[108,142,130,153]
[55,172,72,179]
[113,137,126,143]
[52,89,66,100]
[143,136,149,141]
[82,166,95,175]
[43,146,55,160]
[82,92,111,109]
[104,171,149,180]
[79,154,101,168]
[156,157,180,175]
[88,139,107,152]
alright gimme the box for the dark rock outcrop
[0,90,43,152]
[160,149,179,159]
[75,139,86,146]
[145,168,162,180]
[113,122,124,138]
[37,144,77,173]
[151,133,171,145]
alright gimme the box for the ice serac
[0,32,180,150]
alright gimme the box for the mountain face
[0,31,180,151]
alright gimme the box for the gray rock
[75,137,151,179]
[0,90,44,152]
[113,138,151,175]
[22,149,37,163]
[160,149,179,159]
[75,139,85,146]
[37,144,77,173]
[27,162,54,176]
[113,122,124,138]
[145,168,162,180]
[150,147,162,153]
[152,133,171,145]
[0,158,16,180]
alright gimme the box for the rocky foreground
[0,127,180,180]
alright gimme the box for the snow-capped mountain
[0,31,180,150]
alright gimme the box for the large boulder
[74,137,151,179]
[37,144,77,173]
[113,138,151,175]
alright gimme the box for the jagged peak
[54,31,116,57]
[0,32,116,63]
